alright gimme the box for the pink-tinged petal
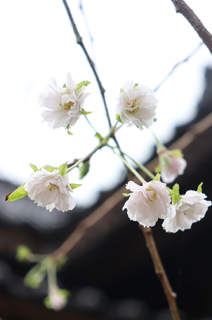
[26,168,76,212]
[163,190,211,233]
[123,180,171,228]
[116,81,157,129]
[39,73,89,130]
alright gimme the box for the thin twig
[154,42,203,92]
[170,0,212,54]
[62,0,112,129]
[141,226,181,320]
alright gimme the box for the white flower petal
[38,73,89,130]
[123,180,171,228]
[25,168,76,212]
[162,190,211,233]
[116,81,157,128]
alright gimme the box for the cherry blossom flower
[116,81,157,128]
[156,149,187,183]
[24,167,76,212]
[123,180,171,227]
[38,73,90,131]
[162,190,211,233]
[46,286,69,311]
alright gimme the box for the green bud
[79,161,90,179]
[16,245,32,262]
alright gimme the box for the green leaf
[155,164,161,173]
[123,193,131,197]
[169,149,183,158]
[43,296,52,309]
[134,83,139,88]
[43,165,57,172]
[16,245,32,262]
[79,161,90,179]
[169,183,181,205]
[24,263,47,289]
[81,108,92,115]
[58,162,67,176]
[160,156,168,167]
[77,81,90,91]
[30,163,38,172]
[116,114,123,123]
[197,182,203,193]
[153,173,161,182]
[63,83,66,88]
[5,184,28,202]
[56,256,68,271]
[69,183,82,190]
[67,130,73,135]
[153,118,157,122]
[95,132,103,141]
[120,87,123,93]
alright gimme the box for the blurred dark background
[0,68,211,320]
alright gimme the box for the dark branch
[170,0,212,54]
[62,0,112,129]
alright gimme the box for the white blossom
[162,190,211,233]
[25,168,76,212]
[48,286,67,311]
[160,151,187,183]
[116,81,157,128]
[38,73,90,130]
[123,180,171,227]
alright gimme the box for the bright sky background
[0,0,211,207]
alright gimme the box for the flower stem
[67,121,118,173]
[108,145,155,181]
[116,153,146,184]
[83,114,98,134]
[47,261,57,288]
[150,129,165,152]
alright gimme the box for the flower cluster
[38,73,90,132]
[123,181,211,233]
[116,81,157,129]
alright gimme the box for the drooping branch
[170,0,212,54]
[141,226,181,320]
[62,0,112,129]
